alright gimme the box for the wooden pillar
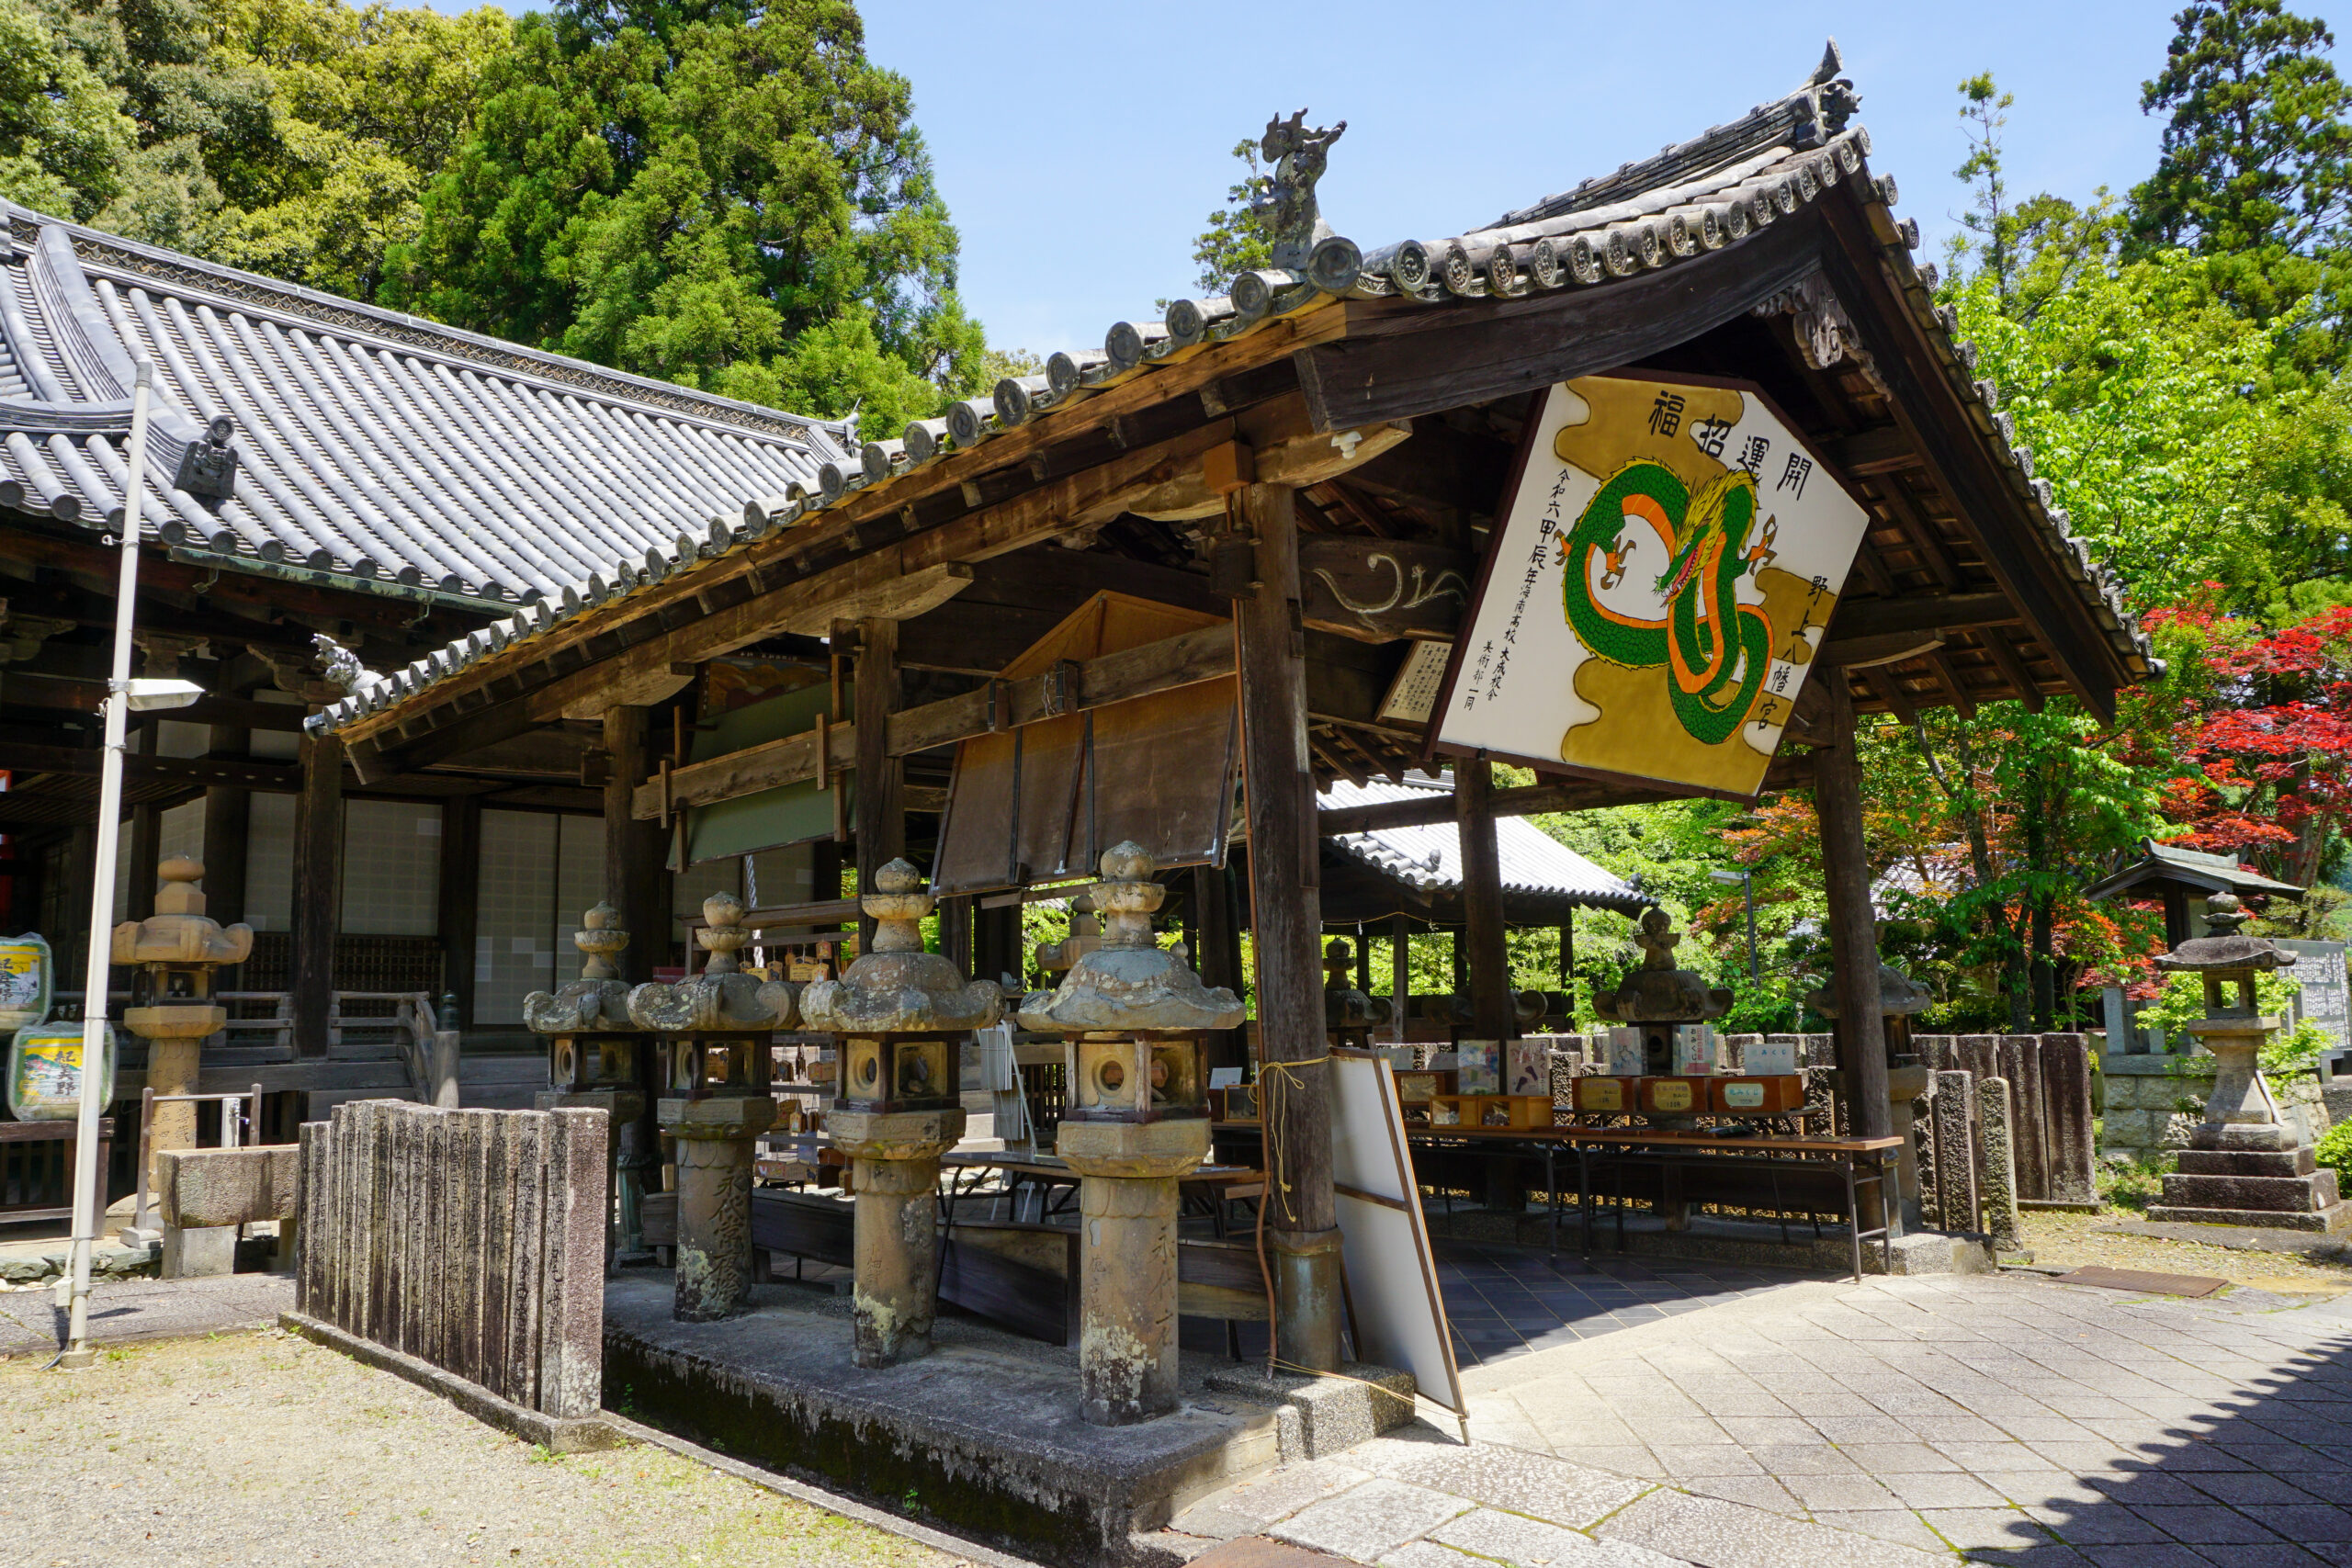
[437,795,481,1027]
[199,724,249,928]
[1193,862,1245,1075]
[853,618,904,955]
[1454,758,1511,1039]
[1389,912,1410,1044]
[126,726,162,920]
[290,732,344,1058]
[1234,480,1340,1372]
[603,708,669,980]
[938,895,973,974]
[605,705,671,1258]
[1814,672,1893,1150]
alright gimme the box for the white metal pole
[58,360,153,1368]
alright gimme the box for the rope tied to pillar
[1251,1052,1329,1376]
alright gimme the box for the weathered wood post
[290,730,344,1057]
[803,860,993,1367]
[604,705,669,1258]
[1811,671,1894,1233]
[1456,758,1523,1211]
[1234,479,1341,1372]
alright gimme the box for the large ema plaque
[1430,374,1871,800]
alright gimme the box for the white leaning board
[1328,1050,1465,1418]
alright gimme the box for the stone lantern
[1592,908,1731,1077]
[2146,893,2349,1231]
[525,901,648,1269]
[800,858,1001,1368]
[1019,841,1242,1426]
[1808,963,1933,1230]
[1323,938,1381,1049]
[628,893,798,1322]
[112,857,254,1193]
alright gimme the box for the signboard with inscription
[2278,939,2350,1061]
[1429,374,1872,800]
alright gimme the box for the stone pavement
[1170,1268,2352,1565]
[0,1272,293,1359]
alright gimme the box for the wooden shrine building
[307,44,2154,1359]
[0,196,855,1106]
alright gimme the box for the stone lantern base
[2146,1023,2351,1233]
[828,1107,964,1368]
[657,1094,775,1322]
[1057,1117,1210,1426]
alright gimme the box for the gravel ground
[0,1329,967,1568]
[2019,1205,2352,1292]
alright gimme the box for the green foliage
[2128,0,2352,358]
[2136,968,2324,1074]
[2314,1115,2352,1179]
[1187,137,1273,295]
[383,0,989,430]
[0,0,135,220]
[1950,73,2123,323]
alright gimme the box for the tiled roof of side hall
[0,199,853,611]
[1320,775,1650,914]
[293,43,2156,735]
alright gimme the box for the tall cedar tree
[382,0,986,435]
[2129,0,2352,359]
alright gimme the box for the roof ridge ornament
[1254,110,1346,273]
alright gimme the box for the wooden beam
[888,622,1234,758]
[1826,592,2017,640]
[1818,631,1946,671]
[1822,424,1920,476]
[631,722,854,819]
[1317,777,1673,837]
[1294,210,1825,431]
[1297,537,1471,644]
[0,743,300,791]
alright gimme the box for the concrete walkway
[0,1272,293,1359]
[1170,1269,2352,1565]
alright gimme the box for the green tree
[0,0,136,219]
[1187,136,1272,294]
[384,0,987,434]
[1948,72,2121,322]
[2128,0,2352,358]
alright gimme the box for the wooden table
[940,1151,1265,1235]
[1568,1128,1904,1281]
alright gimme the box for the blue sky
[447,2,2352,357]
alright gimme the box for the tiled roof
[315,41,2155,731]
[1320,775,1649,914]
[2083,837,2307,902]
[0,200,851,610]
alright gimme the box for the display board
[2278,940,2351,1060]
[1430,374,1872,800]
[1329,1049,1464,1421]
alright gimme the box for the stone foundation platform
[601,1273,1411,1566]
[2145,1126,2351,1233]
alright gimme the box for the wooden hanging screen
[933,592,1238,895]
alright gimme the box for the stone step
[2146,1200,2352,1234]
[2158,1168,2341,1213]
[2177,1146,2315,1179]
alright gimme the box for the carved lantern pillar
[1808,963,1933,1232]
[526,901,649,1270]
[112,857,254,1190]
[2147,894,2349,1230]
[801,859,1000,1368]
[1020,843,1242,1426]
[628,894,797,1322]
